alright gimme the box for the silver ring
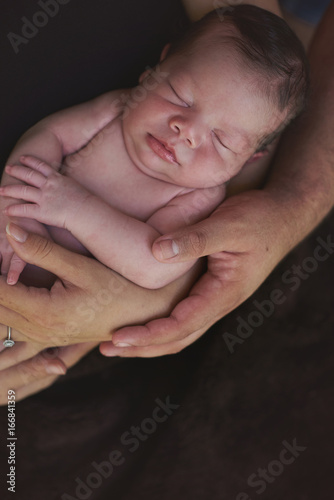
[3,326,15,348]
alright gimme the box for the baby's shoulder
[87,88,132,125]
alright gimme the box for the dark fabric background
[0,1,334,499]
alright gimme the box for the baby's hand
[0,156,90,230]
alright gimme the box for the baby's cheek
[201,154,230,186]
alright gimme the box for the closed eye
[168,82,190,107]
[212,131,235,153]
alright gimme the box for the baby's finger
[4,202,39,219]
[4,164,46,187]
[0,250,12,276]
[0,184,39,204]
[7,254,26,285]
[19,155,55,176]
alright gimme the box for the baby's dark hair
[167,5,310,152]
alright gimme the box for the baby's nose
[169,115,201,148]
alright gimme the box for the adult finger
[0,336,65,373]
[4,222,95,287]
[0,342,97,404]
[0,354,65,405]
[100,328,205,358]
[104,268,224,350]
[0,319,36,345]
[152,191,276,263]
[0,340,42,369]
[106,236,272,352]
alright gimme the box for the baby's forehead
[174,31,258,82]
[168,43,263,96]
[182,23,243,60]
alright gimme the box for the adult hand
[0,195,45,284]
[101,189,290,357]
[0,337,98,405]
[101,0,334,358]
[0,222,200,346]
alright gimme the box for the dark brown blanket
[1,2,333,499]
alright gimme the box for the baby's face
[122,46,285,188]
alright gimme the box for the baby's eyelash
[169,82,189,107]
[212,132,237,155]
[213,132,229,150]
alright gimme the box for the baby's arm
[1,156,225,289]
[4,90,124,169]
[0,91,124,283]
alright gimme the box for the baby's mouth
[146,134,179,165]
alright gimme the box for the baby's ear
[139,43,171,84]
[160,43,171,62]
[246,149,269,164]
[139,68,151,84]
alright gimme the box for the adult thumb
[152,218,224,263]
[5,222,87,285]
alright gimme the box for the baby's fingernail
[45,364,67,375]
[158,239,179,259]
[114,342,132,347]
[6,223,28,243]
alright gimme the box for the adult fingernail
[114,342,132,347]
[99,344,119,356]
[45,364,66,375]
[158,239,179,259]
[6,223,28,243]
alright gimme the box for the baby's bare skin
[1,88,225,288]
[65,114,188,221]
[1,42,281,287]
[45,111,191,256]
